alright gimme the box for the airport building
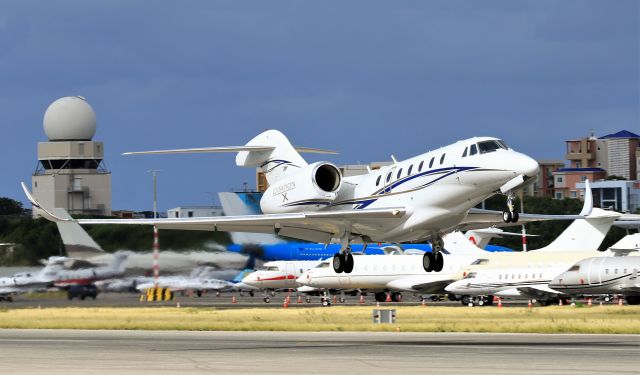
[31,97,112,217]
[167,206,223,218]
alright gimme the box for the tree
[0,197,24,216]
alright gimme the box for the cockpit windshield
[464,272,477,279]
[478,141,507,154]
[317,262,330,268]
[265,266,279,271]
[567,265,580,272]
[477,140,507,154]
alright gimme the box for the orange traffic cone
[618,297,623,306]
[359,294,365,304]
[527,299,532,309]
[231,296,237,304]
[376,302,380,307]
[286,295,291,304]
[385,293,392,303]
[587,298,592,307]
[332,295,337,304]
[497,297,503,308]
[421,298,427,307]
[283,298,289,308]
[297,295,302,304]
[559,298,563,306]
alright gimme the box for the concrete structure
[565,130,639,179]
[167,206,223,218]
[552,168,607,200]
[576,180,640,213]
[522,160,564,197]
[32,97,111,217]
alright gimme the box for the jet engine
[260,162,342,213]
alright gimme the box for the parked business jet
[0,261,63,302]
[297,231,489,302]
[24,129,543,275]
[136,268,258,296]
[445,202,621,305]
[549,234,640,304]
[52,208,249,274]
[241,260,324,302]
[49,252,129,287]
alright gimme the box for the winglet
[578,180,593,216]
[21,182,73,223]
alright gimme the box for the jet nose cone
[520,155,539,179]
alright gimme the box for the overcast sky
[1,1,638,212]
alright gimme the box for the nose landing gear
[502,192,519,223]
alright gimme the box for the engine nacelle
[260,162,342,213]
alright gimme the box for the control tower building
[32,96,112,217]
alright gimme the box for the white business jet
[297,231,489,302]
[549,234,640,304]
[23,129,542,275]
[445,187,623,305]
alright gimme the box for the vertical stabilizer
[444,231,488,255]
[235,130,308,184]
[537,208,620,252]
[52,208,104,259]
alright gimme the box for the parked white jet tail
[536,208,620,252]
[443,231,488,255]
[51,208,104,259]
[108,252,129,272]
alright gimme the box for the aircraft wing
[23,183,405,243]
[515,285,563,299]
[386,276,455,294]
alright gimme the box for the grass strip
[0,306,638,334]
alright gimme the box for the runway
[0,330,637,374]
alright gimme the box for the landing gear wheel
[344,253,354,273]
[461,295,471,305]
[433,252,444,272]
[502,211,512,223]
[511,211,519,223]
[249,291,254,297]
[423,252,435,272]
[391,292,402,302]
[305,297,311,303]
[333,253,345,273]
[375,292,387,302]
[263,296,271,303]
[321,298,331,307]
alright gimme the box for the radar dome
[43,96,97,141]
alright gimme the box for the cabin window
[498,275,502,280]
[605,269,609,274]
[470,144,478,155]
[429,157,434,168]
[376,175,381,186]
[440,154,446,165]
[624,268,627,274]
[386,172,392,183]
[407,165,413,176]
[615,269,618,275]
[525,274,528,279]
[462,147,468,157]
[418,161,424,172]
[397,168,403,179]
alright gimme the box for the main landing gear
[502,192,519,223]
[423,235,444,272]
[333,251,354,274]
